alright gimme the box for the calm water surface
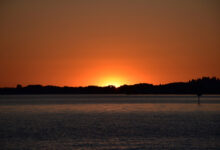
[0,95,220,150]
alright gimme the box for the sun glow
[98,76,125,87]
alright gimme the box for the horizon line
[1,76,219,89]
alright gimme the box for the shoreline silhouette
[0,77,219,95]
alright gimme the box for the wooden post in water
[197,93,202,105]
[196,80,203,105]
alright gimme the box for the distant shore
[1,77,220,95]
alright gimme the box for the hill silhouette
[0,77,220,95]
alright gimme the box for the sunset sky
[0,0,219,87]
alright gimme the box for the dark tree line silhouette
[0,77,219,95]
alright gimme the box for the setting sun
[98,76,125,87]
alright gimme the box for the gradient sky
[0,0,220,87]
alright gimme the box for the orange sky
[0,0,220,87]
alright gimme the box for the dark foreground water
[0,95,220,150]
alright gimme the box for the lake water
[0,95,220,150]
